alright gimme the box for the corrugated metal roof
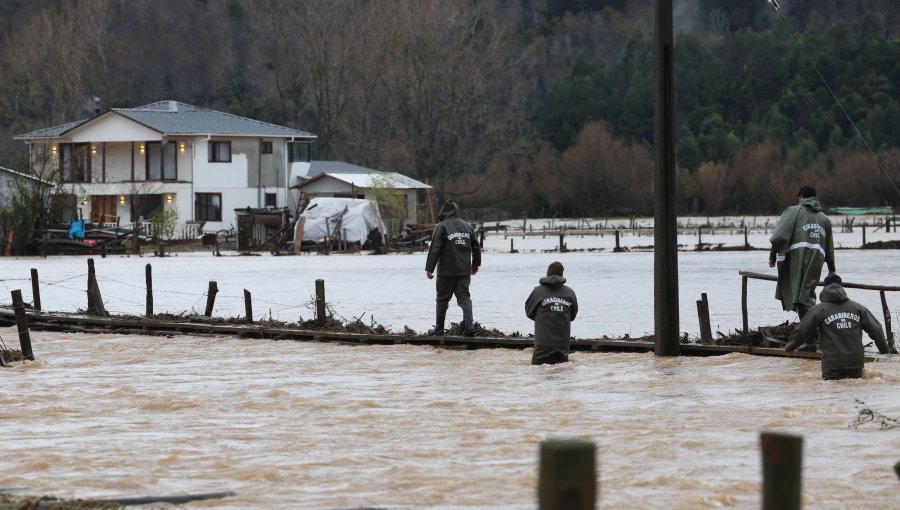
[307,160,380,177]
[16,101,316,140]
[297,172,431,190]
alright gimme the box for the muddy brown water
[2,328,899,509]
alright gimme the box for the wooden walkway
[0,307,829,360]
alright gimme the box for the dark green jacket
[769,197,835,310]
[425,201,481,276]
[525,275,578,350]
[786,283,890,376]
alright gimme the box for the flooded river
[2,247,900,508]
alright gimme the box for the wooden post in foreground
[244,289,253,324]
[315,279,326,324]
[761,432,802,510]
[204,281,218,317]
[145,263,153,317]
[11,289,34,360]
[30,268,41,312]
[538,439,596,510]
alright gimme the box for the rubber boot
[428,305,447,336]
[463,309,475,337]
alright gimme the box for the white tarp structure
[299,197,386,244]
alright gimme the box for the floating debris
[849,399,900,429]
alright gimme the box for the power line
[767,0,900,200]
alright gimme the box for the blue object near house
[69,219,86,240]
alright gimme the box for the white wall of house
[71,115,161,143]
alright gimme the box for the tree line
[0,0,898,218]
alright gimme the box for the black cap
[799,186,816,198]
[823,274,842,286]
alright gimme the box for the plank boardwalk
[0,307,833,360]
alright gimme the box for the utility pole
[654,0,680,356]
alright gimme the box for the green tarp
[828,207,893,215]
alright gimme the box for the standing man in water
[786,274,894,379]
[425,199,480,337]
[769,185,836,351]
[525,261,578,365]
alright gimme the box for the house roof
[293,171,431,190]
[305,160,382,177]
[14,119,91,140]
[15,101,315,140]
[0,165,55,185]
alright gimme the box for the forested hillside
[1,0,898,215]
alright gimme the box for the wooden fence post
[614,230,621,252]
[761,432,802,510]
[244,289,253,324]
[87,258,96,311]
[145,263,153,317]
[742,275,749,335]
[315,279,326,324]
[204,281,218,317]
[88,276,109,317]
[538,439,596,510]
[744,226,749,250]
[11,289,34,360]
[30,268,41,312]
[510,239,515,253]
[862,224,866,247]
[880,290,894,350]
[479,230,485,248]
[558,229,566,252]
[894,460,900,481]
[696,293,712,342]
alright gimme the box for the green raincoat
[769,197,835,311]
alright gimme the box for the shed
[290,161,431,228]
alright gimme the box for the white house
[14,101,316,233]
[291,160,431,227]
[0,165,54,210]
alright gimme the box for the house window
[287,142,310,162]
[60,143,90,183]
[146,142,161,179]
[265,193,277,207]
[146,142,177,180]
[261,141,273,154]
[163,142,177,180]
[208,141,231,162]
[195,193,222,221]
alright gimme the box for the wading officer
[425,200,480,337]
[525,261,578,365]
[786,275,894,379]
[769,185,836,351]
